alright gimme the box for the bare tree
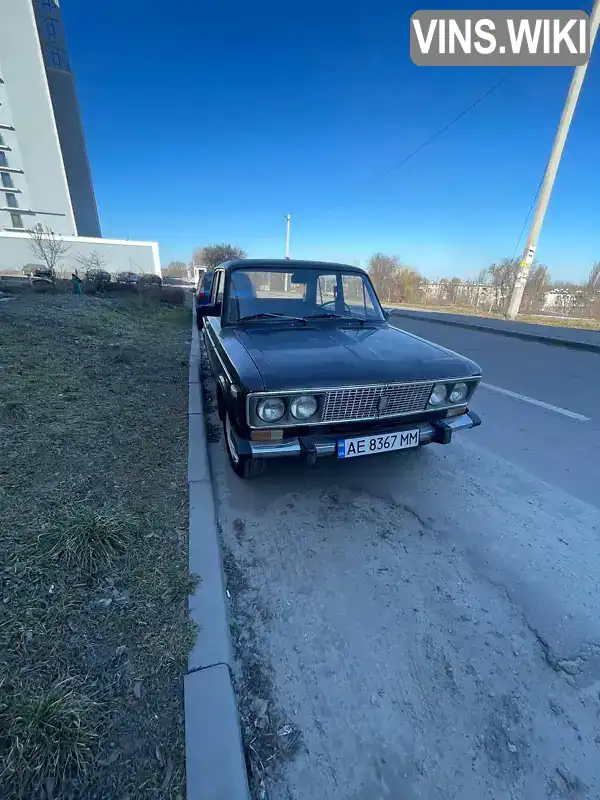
[28,225,71,277]
[521,264,550,314]
[162,260,188,278]
[76,249,107,277]
[368,254,400,302]
[193,244,247,269]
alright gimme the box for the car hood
[233,323,481,390]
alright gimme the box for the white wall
[0,232,161,276]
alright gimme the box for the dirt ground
[201,347,600,800]
[1,293,193,799]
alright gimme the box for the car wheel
[224,413,266,478]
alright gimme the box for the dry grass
[388,302,600,331]
[0,293,195,799]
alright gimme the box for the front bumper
[237,410,481,461]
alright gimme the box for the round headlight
[449,382,468,404]
[290,394,318,420]
[257,397,285,422]
[428,383,447,406]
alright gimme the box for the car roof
[218,259,366,275]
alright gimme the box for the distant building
[0,0,100,236]
[0,1,160,276]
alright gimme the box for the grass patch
[0,293,193,799]
[34,506,134,573]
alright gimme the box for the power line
[302,75,508,222]
[511,169,546,262]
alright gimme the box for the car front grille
[321,382,434,422]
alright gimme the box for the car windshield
[227,267,384,323]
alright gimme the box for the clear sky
[62,0,600,282]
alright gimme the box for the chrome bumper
[242,410,481,460]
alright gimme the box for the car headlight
[449,382,468,404]
[257,397,285,422]
[428,383,447,406]
[290,394,318,420]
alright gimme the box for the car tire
[224,412,266,478]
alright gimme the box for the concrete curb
[389,309,600,354]
[185,313,250,800]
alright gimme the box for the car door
[203,269,224,376]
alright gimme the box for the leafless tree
[368,254,400,302]
[162,261,188,278]
[521,264,550,314]
[192,244,247,269]
[76,249,107,277]
[28,225,71,276]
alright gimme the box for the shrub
[138,273,162,288]
[160,287,186,306]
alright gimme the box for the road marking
[480,382,590,422]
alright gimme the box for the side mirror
[383,309,390,320]
[197,302,221,318]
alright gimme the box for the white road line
[480,382,590,422]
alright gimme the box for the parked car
[195,270,214,329]
[22,263,54,283]
[115,271,140,284]
[198,259,482,478]
[85,269,112,289]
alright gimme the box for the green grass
[0,293,194,799]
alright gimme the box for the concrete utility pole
[283,213,291,291]
[506,0,600,320]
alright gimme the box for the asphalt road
[202,324,600,800]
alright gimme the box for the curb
[388,309,600,354]
[185,313,250,800]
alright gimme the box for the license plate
[337,430,420,459]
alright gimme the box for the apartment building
[0,0,101,237]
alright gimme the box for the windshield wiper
[238,312,306,323]
[307,312,367,325]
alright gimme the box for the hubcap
[225,415,240,465]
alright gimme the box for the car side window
[216,272,225,305]
[210,271,222,304]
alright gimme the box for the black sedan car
[198,259,482,478]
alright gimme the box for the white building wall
[0,232,161,277]
[0,0,76,235]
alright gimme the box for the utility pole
[506,0,600,319]
[283,213,291,291]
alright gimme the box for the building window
[1,172,14,188]
[6,193,18,208]
[0,152,8,167]
[10,213,24,229]
[51,50,62,68]
[46,20,57,39]
[0,133,4,147]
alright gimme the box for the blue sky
[62,0,600,281]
